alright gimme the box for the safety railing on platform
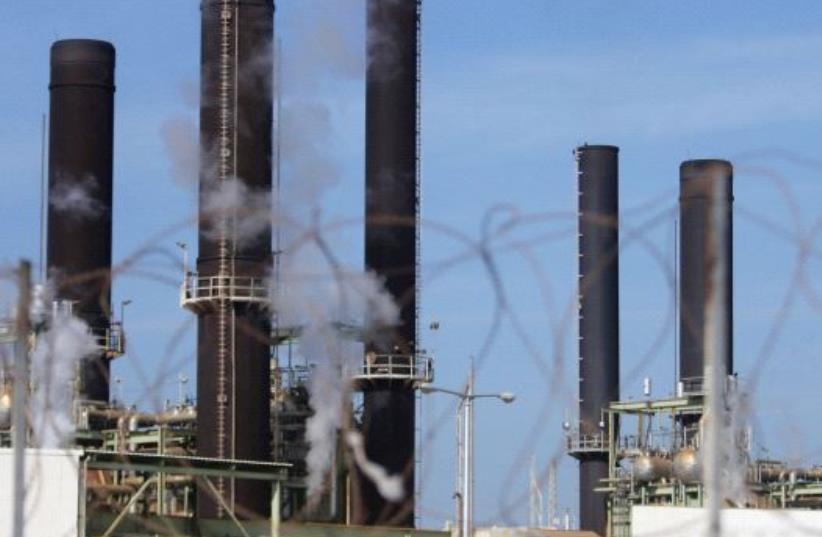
[677,376,705,396]
[353,353,434,384]
[180,273,270,309]
[566,430,609,455]
[94,323,125,357]
[0,318,15,343]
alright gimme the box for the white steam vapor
[202,177,271,247]
[160,117,199,187]
[274,0,412,501]
[30,309,97,448]
[346,430,404,502]
[275,250,399,498]
[365,0,405,80]
[49,175,103,217]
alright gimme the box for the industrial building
[0,1,820,537]
[566,153,822,536]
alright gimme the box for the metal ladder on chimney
[413,0,423,526]
[214,0,237,515]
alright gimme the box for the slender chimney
[193,0,274,519]
[575,144,619,536]
[679,160,733,383]
[47,39,115,403]
[355,0,420,527]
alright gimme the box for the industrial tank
[0,387,10,430]
[633,454,673,482]
[673,448,702,483]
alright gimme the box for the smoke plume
[273,0,408,502]
[201,177,271,247]
[49,174,103,217]
[346,430,404,502]
[275,249,399,498]
[160,117,199,188]
[30,308,98,448]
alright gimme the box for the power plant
[0,2,821,537]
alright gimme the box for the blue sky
[2,0,822,530]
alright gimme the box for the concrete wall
[632,505,822,537]
[0,448,82,537]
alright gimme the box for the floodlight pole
[420,362,515,537]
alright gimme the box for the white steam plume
[160,117,199,188]
[346,430,404,502]
[201,177,271,247]
[275,247,399,498]
[30,309,98,448]
[273,0,409,501]
[49,175,103,217]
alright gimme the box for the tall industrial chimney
[191,0,274,519]
[355,0,420,527]
[47,39,116,403]
[574,144,620,536]
[679,160,733,383]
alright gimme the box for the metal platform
[0,318,15,344]
[180,273,270,310]
[566,430,609,458]
[0,316,124,357]
[95,322,125,358]
[352,353,433,386]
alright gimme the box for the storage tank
[0,387,10,430]
[673,448,702,483]
[634,454,673,482]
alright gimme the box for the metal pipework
[575,144,620,537]
[47,39,116,403]
[679,160,733,382]
[357,0,421,527]
[195,0,274,520]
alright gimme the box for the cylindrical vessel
[47,39,115,403]
[196,0,274,520]
[673,447,703,484]
[0,386,11,430]
[576,144,620,536]
[356,0,420,527]
[679,160,733,383]
[633,454,673,482]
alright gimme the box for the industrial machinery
[567,156,822,536]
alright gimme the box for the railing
[0,319,15,343]
[94,323,125,357]
[352,353,434,384]
[566,430,609,455]
[678,376,704,396]
[180,273,269,309]
[271,366,312,391]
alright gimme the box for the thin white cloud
[423,33,822,150]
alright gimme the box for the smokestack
[355,0,420,527]
[679,160,733,383]
[574,144,619,536]
[47,39,116,403]
[193,0,273,519]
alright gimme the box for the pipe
[575,144,620,536]
[85,407,196,425]
[47,39,116,403]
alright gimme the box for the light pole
[120,299,132,326]
[419,367,515,537]
[175,241,188,277]
[178,373,189,406]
